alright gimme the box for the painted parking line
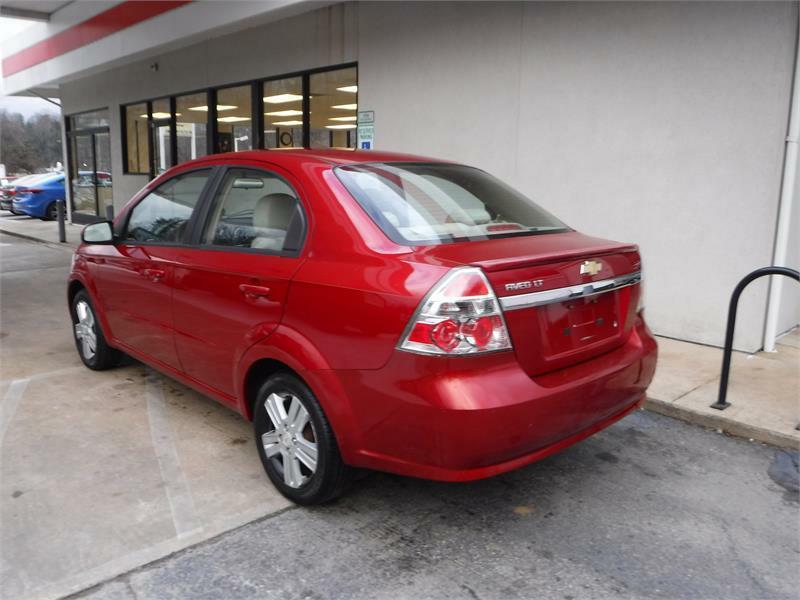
[0,365,87,386]
[144,369,202,540]
[0,378,29,446]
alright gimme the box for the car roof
[188,148,451,170]
[15,173,59,185]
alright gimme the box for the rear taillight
[25,189,43,194]
[399,267,512,355]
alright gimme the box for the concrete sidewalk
[646,331,799,449]
[0,213,82,248]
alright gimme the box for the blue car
[12,172,66,220]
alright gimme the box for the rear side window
[125,169,210,243]
[202,168,302,252]
[335,163,569,245]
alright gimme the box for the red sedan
[69,149,657,504]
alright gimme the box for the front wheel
[254,373,350,505]
[71,290,122,370]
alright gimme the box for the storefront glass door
[68,109,113,223]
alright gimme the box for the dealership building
[1,0,797,353]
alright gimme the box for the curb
[644,396,800,450]
[0,227,77,250]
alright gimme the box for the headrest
[253,193,296,230]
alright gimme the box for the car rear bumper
[331,314,657,481]
[12,197,39,216]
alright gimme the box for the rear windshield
[334,162,569,245]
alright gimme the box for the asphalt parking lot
[1,232,798,600]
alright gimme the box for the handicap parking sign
[357,114,374,150]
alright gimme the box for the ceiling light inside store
[329,116,357,122]
[331,104,357,110]
[336,85,358,93]
[265,110,303,117]
[264,93,303,104]
[325,124,357,130]
[188,105,237,112]
[272,120,303,126]
[217,116,250,123]
[141,112,178,119]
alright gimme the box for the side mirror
[82,221,114,244]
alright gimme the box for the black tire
[44,202,59,221]
[254,373,350,505]
[70,289,122,370]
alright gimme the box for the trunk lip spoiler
[499,271,641,311]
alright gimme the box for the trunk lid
[413,232,643,376]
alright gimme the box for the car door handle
[142,268,166,283]
[239,284,271,300]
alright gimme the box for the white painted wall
[58,1,798,352]
[357,1,797,352]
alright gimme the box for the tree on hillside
[0,109,62,174]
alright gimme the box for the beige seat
[250,193,297,250]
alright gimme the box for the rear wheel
[254,373,350,505]
[71,290,122,370]
[44,202,59,221]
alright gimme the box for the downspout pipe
[764,13,800,352]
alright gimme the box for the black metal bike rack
[711,266,800,410]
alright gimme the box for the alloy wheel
[261,392,318,488]
[74,300,97,360]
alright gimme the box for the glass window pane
[203,168,298,250]
[94,132,113,216]
[71,109,109,129]
[310,67,357,149]
[71,135,96,217]
[125,170,210,243]
[150,98,172,175]
[176,92,209,163]
[263,77,303,149]
[151,98,171,120]
[125,103,149,174]
[151,123,171,175]
[216,85,252,153]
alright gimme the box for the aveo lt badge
[505,280,544,291]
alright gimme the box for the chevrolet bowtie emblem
[580,260,602,276]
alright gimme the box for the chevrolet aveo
[69,149,657,505]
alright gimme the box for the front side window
[335,163,569,245]
[125,170,210,244]
[203,168,301,251]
